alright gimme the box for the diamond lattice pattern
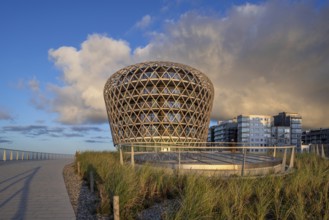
[104,61,214,145]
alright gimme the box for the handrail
[120,144,295,149]
[1,147,74,162]
[118,141,295,150]
[115,142,296,176]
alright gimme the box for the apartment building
[302,128,329,144]
[207,125,217,142]
[237,115,272,147]
[214,119,238,142]
[207,112,302,149]
[273,112,302,147]
[271,126,291,146]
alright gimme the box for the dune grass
[75,152,329,219]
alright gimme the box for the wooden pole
[241,148,246,176]
[273,145,276,158]
[321,144,326,158]
[10,151,13,160]
[131,144,135,167]
[113,196,120,220]
[281,148,287,173]
[289,147,295,169]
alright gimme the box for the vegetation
[75,152,329,219]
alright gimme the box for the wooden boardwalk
[0,159,75,219]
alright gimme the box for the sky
[0,0,328,154]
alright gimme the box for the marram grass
[76,152,329,219]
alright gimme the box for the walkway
[0,159,75,220]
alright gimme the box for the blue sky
[0,0,328,154]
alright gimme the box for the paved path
[0,159,76,220]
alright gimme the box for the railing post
[3,150,6,162]
[289,146,295,169]
[21,152,24,160]
[321,144,326,158]
[10,151,13,160]
[113,196,120,220]
[316,144,320,156]
[241,147,246,176]
[119,144,123,165]
[281,148,287,172]
[131,143,135,167]
[16,152,19,160]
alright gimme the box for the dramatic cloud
[48,34,133,124]
[135,15,152,29]
[0,109,12,120]
[42,1,329,128]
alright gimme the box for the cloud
[135,15,152,29]
[92,136,111,140]
[2,125,64,137]
[0,109,12,120]
[71,126,103,132]
[0,137,12,144]
[40,0,329,128]
[1,125,102,138]
[85,139,108,144]
[47,34,132,124]
[28,77,40,91]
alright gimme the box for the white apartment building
[237,115,272,151]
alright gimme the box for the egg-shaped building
[104,61,214,145]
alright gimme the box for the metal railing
[1,147,74,162]
[117,142,296,176]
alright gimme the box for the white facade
[237,115,272,149]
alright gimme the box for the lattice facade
[104,61,214,145]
